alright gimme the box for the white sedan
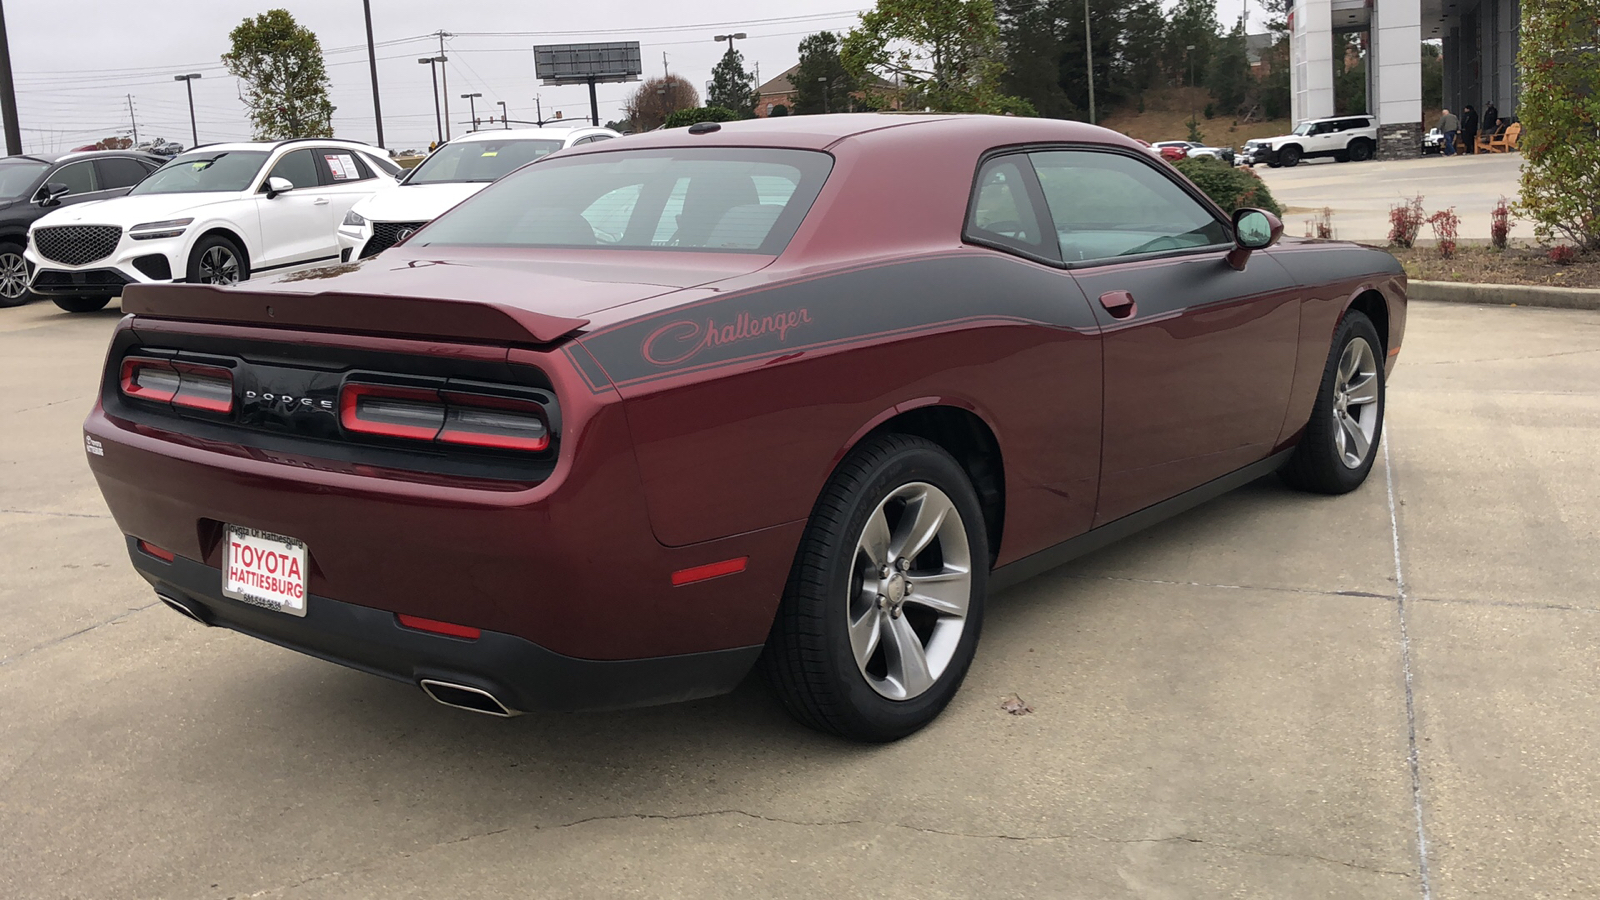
[338,126,620,260]
[25,139,399,312]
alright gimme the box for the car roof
[450,127,608,144]
[560,113,1142,155]
[1,150,161,165]
[181,138,382,155]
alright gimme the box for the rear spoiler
[120,282,589,347]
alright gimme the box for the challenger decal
[643,309,813,367]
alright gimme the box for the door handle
[1099,290,1137,320]
[313,197,330,205]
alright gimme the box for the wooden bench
[1480,122,1521,153]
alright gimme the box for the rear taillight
[339,381,551,452]
[120,357,234,414]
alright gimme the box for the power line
[448,10,864,38]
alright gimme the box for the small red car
[86,115,1406,741]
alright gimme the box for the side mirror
[264,177,294,198]
[37,182,70,207]
[1227,208,1282,270]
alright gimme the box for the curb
[1410,280,1600,311]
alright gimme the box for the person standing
[1482,101,1499,149]
[1438,108,1459,156]
[1460,105,1479,154]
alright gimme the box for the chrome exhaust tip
[158,594,209,626]
[418,678,519,718]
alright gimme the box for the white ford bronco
[1241,115,1379,167]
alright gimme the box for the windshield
[406,138,564,185]
[415,148,833,254]
[0,161,48,199]
[130,150,269,195]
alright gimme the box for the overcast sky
[3,0,1256,155]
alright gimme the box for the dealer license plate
[223,526,309,617]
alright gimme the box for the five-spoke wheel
[187,234,249,286]
[1281,310,1387,493]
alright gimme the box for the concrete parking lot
[1258,152,1530,244]
[3,296,1598,899]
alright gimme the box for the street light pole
[497,100,508,130]
[461,92,481,131]
[434,30,453,141]
[712,31,747,54]
[173,74,202,146]
[818,76,829,114]
[0,0,21,155]
[362,0,384,148]
[418,57,444,144]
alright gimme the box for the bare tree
[624,75,701,131]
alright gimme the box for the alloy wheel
[1332,337,1380,468]
[198,246,240,285]
[0,251,28,300]
[847,482,972,701]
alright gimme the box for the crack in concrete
[0,601,160,669]
[1384,433,1435,900]
[1410,346,1600,365]
[1063,572,1393,602]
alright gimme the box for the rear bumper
[131,536,763,712]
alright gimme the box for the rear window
[414,148,833,254]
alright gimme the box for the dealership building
[1290,0,1520,157]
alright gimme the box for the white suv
[26,139,400,312]
[338,125,619,260]
[1240,116,1379,168]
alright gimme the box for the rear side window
[266,150,320,191]
[415,148,833,254]
[964,156,1046,256]
[52,161,98,195]
[96,157,152,189]
[316,149,371,183]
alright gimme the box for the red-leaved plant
[1490,197,1512,251]
[1428,208,1460,259]
[1389,195,1425,248]
[1549,245,1578,265]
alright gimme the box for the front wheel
[1280,311,1385,494]
[762,434,989,742]
[0,242,33,308]
[1348,140,1374,162]
[1279,145,1302,167]
[186,234,248,286]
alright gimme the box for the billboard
[533,42,643,85]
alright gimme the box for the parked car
[25,139,398,313]
[0,150,164,308]
[1152,140,1235,164]
[85,114,1406,741]
[1421,127,1445,155]
[1240,115,1380,167]
[338,125,619,261]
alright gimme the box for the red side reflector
[671,556,748,586]
[397,614,482,640]
[137,540,176,562]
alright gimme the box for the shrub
[1490,196,1512,251]
[663,106,739,129]
[1172,156,1282,217]
[769,104,789,117]
[1389,195,1425,248]
[1515,0,1600,251]
[1549,245,1578,265]
[1427,207,1460,258]
[1185,116,1204,143]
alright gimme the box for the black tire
[1279,145,1302,167]
[1266,160,1282,169]
[51,295,112,313]
[1280,311,1386,494]
[1348,140,1374,162]
[186,234,249,285]
[0,241,33,308]
[762,433,990,742]
[1334,151,1351,163]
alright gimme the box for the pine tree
[792,32,858,115]
[708,49,758,118]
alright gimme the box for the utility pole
[362,0,384,147]
[461,92,481,131]
[534,94,543,127]
[662,51,669,81]
[0,0,22,155]
[173,73,201,146]
[435,31,453,141]
[126,94,138,145]
[1083,0,1095,125]
[497,100,508,130]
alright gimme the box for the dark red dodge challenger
[85,115,1405,741]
